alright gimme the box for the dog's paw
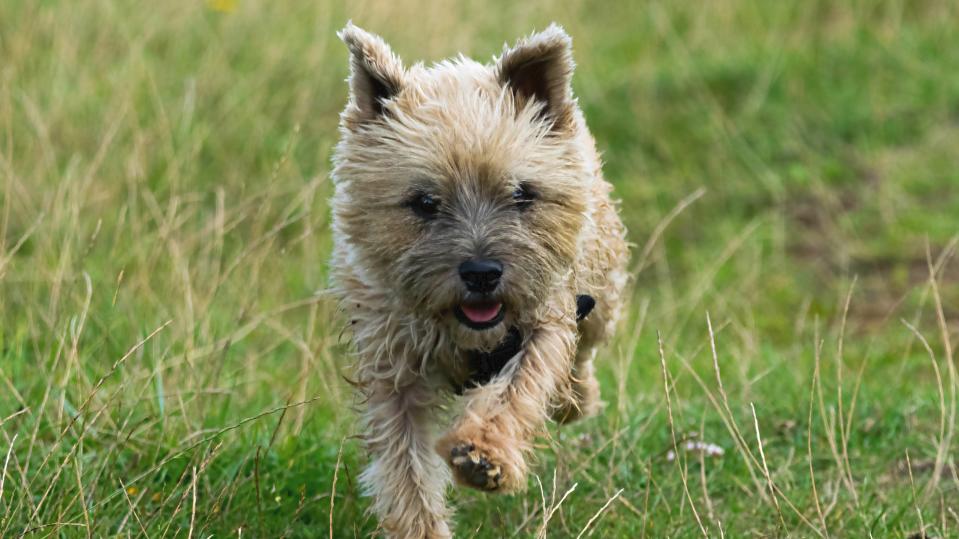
[437,426,526,492]
[448,443,503,491]
[551,397,604,424]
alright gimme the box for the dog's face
[332,24,589,350]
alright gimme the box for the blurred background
[2,0,958,536]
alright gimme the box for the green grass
[2,0,959,536]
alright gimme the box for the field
[3,0,959,536]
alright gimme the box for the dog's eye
[512,183,536,209]
[408,193,440,219]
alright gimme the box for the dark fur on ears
[495,24,576,131]
[338,22,406,125]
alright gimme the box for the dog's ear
[338,23,406,125]
[495,24,575,132]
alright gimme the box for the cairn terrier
[330,22,628,538]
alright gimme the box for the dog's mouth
[454,300,505,330]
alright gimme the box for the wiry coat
[329,23,628,538]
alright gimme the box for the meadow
[2,0,959,536]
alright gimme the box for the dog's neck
[455,294,596,393]
[456,326,524,393]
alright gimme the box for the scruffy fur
[330,22,628,538]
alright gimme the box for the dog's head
[332,23,590,350]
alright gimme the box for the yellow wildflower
[207,0,237,13]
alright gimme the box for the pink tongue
[461,303,502,323]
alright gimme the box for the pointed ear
[338,23,406,124]
[495,24,576,132]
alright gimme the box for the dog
[329,22,628,538]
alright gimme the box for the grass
[2,0,959,536]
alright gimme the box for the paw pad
[449,443,502,491]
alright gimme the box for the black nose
[459,259,503,293]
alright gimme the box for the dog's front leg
[361,378,452,539]
[437,301,577,493]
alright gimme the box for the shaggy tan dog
[329,22,628,538]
